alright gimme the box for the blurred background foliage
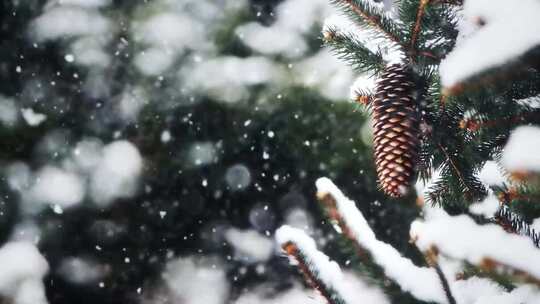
[0,0,422,303]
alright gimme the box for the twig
[493,205,540,248]
[425,247,457,304]
[480,258,540,287]
[337,0,402,45]
[318,191,370,261]
[411,0,431,54]
[437,143,472,197]
[459,114,533,132]
[282,242,347,304]
[431,0,463,5]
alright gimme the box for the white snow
[188,141,218,167]
[501,126,540,173]
[90,140,143,206]
[294,49,354,100]
[32,7,111,41]
[134,48,176,76]
[21,108,47,126]
[315,178,540,303]
[69,37,111,68]
[440,0,540,88]
[323,14,404,65]
[58,257,104,284]
[162,256,229,304]
[349,74,377,101]
[234,284,323,304]
[0,242,49,304]
[180,56,281,103]
[117,87,148,122]
[29,166,85,208]
[469,193,500,218]
[315,177,447,303]
[411,214,540,280]
[477,161,506,186]
[160,130,172,143]
[57,0,111,8]
[0,96,19,127]
[340,272,390,303]
[235,22,307,58]
[72,138,104,171]
[224,228,274,263]
[276,225,391,303]
[275,225,349,299]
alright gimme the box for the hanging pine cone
[372,64,420,197]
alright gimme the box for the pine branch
[410,0,431,54]
[424,248,457,304]
[276,226,349,304]
[330,0,403,46]
[351,89,374,106]
[315,178,448,303]
[431,0,463,6]
[442,45,540,96]
[324,28,386,75]
[493,205,540,248]
[412,214,540,287]
[459,111,540,133]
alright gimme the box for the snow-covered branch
[0,242,49,304]
[411,214,540,284]
[276,225,348,304]
[315,177,540,303]
[440,0,540,94]
[315,177,448,303]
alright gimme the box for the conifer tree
[277,0,540,303]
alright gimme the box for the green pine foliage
[293,0,540,303]
[326,0,540,211]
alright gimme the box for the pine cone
[372,64,420,197]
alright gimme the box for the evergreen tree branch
[318,189,371,261]
[459,112,540,133]
[424,248,457,304]
[410,0,431,54]
[315,178,448,303]
[330,0,403,46]
[431,0,462,5]
[412,214,540,287]
[276,226,349,304]
[282,243,347,304]
[437,143,472,197]
[324,28,386,75]
[493,205,540,248]
[442,46,540,96]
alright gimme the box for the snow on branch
[329,0,402,46]
[440,0,540,94]
[315,177,448,303]
[501,126,540,175]
[411,214,540,284]
[323,14,404,66]
[275,225,348,304]
[495,205,540,248]
[0,242,50,304]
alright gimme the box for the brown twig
[431,0,463,5]
[411,0,431,54]
[282,243,344,304]
[437,143,472,198]
[425,247,457,304]
[459,114,531,132]
[317,191,370,261]
[338,0,402,45]
[480,258,540,287]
